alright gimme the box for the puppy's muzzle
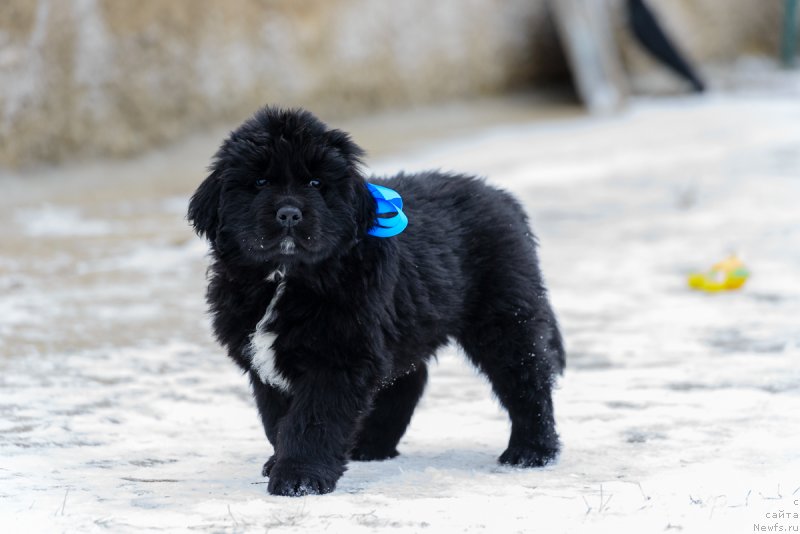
[276,206,303,228]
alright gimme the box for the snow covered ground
[2,71,800,533]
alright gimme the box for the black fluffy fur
[188,107,566,497]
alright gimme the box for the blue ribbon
[366,183,408,238]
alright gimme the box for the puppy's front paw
[262,455,277,477]
[499,445,559,467]
[266,460,342,497]
[350,445,399,462]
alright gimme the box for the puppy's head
[188,107,375,266]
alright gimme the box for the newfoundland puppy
[188,106,565,497]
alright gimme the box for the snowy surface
[2,77,800,533]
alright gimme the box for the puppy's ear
[324,128,365,168]
[353,180,377,237]
[325,128,374,235]
[187,170,222,241]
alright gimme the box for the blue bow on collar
[366,183,408,238]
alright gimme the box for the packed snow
[1,74,799,533]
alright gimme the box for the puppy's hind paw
[498,445,559,468]
[262,455,277,477]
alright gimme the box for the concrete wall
[0,0,786,167]
[0,0,564,166]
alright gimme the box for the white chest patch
[248,279,292,392]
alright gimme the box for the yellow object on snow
[688,255,750,292]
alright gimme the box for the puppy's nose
[276,206,303,228]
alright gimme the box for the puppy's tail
[549,321,567,375]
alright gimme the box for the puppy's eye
[255,178,269,188]
[307,179,321,189]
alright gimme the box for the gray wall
[0,0,784,167]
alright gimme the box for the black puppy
[188,107,565,497]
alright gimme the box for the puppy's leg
[458,310,564,467]
[267,366,377,497]
[249,372,290,477]
[350,364,428,461]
